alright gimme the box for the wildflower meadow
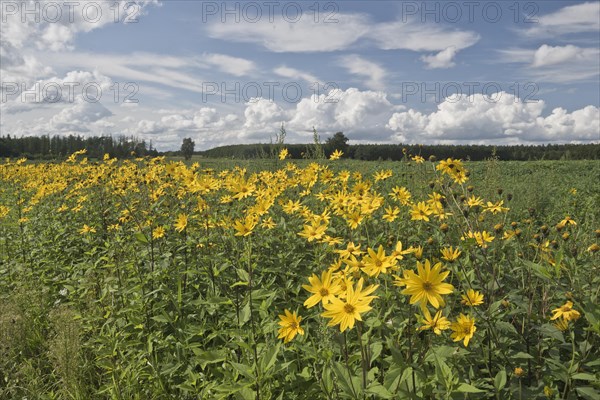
[1,151,599,399]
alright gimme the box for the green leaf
[239,301,251,325]
[524,260,551,280]
[369,341,383,365]
[151,313,171,324]
[322,364,334,394]
[134,231,148,244]
[512,352,534,360]
[332,361,358,398]
[365,383,393,399]
[230,362,255,381]
[237,386,257,400]
[259,343,280,373]
[192,349,227,369]
[496,321,519,336]
[576,387,600,400]
[383,367,403,393]
[494,370,507,391]
[571,373,597,381]
[455,383,485,393]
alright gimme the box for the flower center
[319,288,329,297]
[344,303,356,314]
[375,260,382,267]
[422,282,433,292]
[289,322,298,329]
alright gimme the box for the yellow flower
[303,269,342,308]
[484,200,509,214]
[79,224,96,235]
[321,235,343,246]
[550,301,580,321]
[462,231,495,248]
[336,242,363,260]
[362,245,395,277]
[345,210,363,230]
[282,199,302,214]
[233,215,257,237]
[410,201,433,222]
[382,206,400,222]
[230,180,255,200]
[560,216,576,226]
[450,313,477,347]
[321,278,378,332]
[174,213,188,232]
[412,245,424,260]
[466,195,484,208]
[277,310,304,343]
[374,169,392,182]
[514,367,525,378]
[152,226,166,239]
[553,318,569,331]
[440,246,461,262]
[390,186,411,205]
[395,259,454,309]
[390,241,413,261]
[278,148,289,160]
[329,149,343,160]
[411,155,425,163]
[298,221,327,242]
[418,308,450,335]
[461,289,484,307]
[261,217,276,229]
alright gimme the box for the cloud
[273,66,319,84]
[522,2,600,37]
[420,46,458,69]
[499,44,600,83]
[122,88,403,149]
[387,92,600,143]
[531,44,594,67]
[202,53,257,76]
[368,21,479,52]
[205,13,478,68]
[1,70,113,114]
[287,88,401,140]
[46,52,209,94]
[50,100,113,132]
[243,98,288,131]
[339,55,386,90]
[207,13,371,53]
[0,0,159,85]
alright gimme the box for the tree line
[0,135,159,159]
[1,133,599,161]
[199,142,600,161]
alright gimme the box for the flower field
[1,153,599,399]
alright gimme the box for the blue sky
[1,1,599,149]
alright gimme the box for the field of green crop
[1,154,599,399]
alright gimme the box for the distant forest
[1,134,599,161]
[0,135,159,159]
[198,143,600,161]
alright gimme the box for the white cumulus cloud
[387,92,600,143]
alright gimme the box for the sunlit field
[1,153,599,399]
